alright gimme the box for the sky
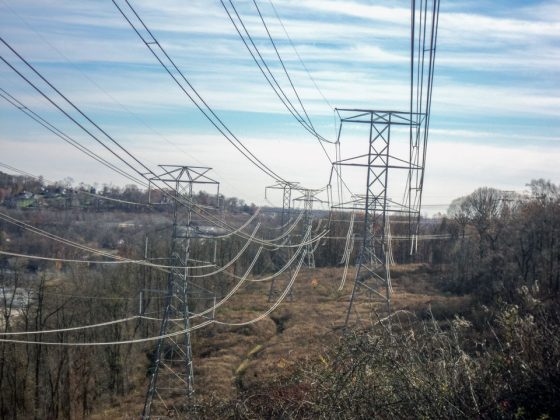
[0,0,559,215]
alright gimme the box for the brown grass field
[90,263,469,418]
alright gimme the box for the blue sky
[1,0,559,214]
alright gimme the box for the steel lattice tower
[293,188,327,269]
[333,0,440,326]
[143,165,219,419]
[333,111,423,325]
[302,190,316,268]
[266,181,298,302]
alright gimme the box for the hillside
[91,264,469,418]
[0,180,559,419]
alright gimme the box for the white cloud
[424,139,560,205]
[0,0,559,208]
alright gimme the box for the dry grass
[89,264,466,417]
[186,264,464,400]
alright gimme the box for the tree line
[0,178,559,418]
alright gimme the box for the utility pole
[143,165,219,419]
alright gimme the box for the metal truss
[293,188,328,269]
[332,0,440,326]
[332,110,424,326]
[265,181,299,302]
[143,165,219,419]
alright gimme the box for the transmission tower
[333,0,440,326]
[143,165,219,419]
[293,188,327,268]
[266,181,299,302]
[333,111,423,325]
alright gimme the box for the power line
[252,0,314,130]
[0,250,215,269]
[222,0,312,136]
[0,37,154,183]
[0,210,135,261]
[0,157,263,252]
[2,14,332,370]
[222,0,350,204]
[0,88,147,188]
[0,319,214,346]
[0,211,214,272]
[167,223,261,279]
[0,160,153,207]
[0,238,305,346]
[0,315,143,336]
[112,0,289,184]
[221,0,337,179]
[0,39,324,248]
[267,0,333,110]
[0,0,261,204]
[214,226,307,326]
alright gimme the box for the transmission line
[0,38,155,184]
[221,0,341,178]
[112,0,289,185]
[225,0,334,144]
[0,319,214,346]
[267,0,333,110]
[0,250,214,269]
[1,22,331,331]
[0,315,143,336]
[0,160,153,208]
[120,0,342,200]
[252,0,314,132]
[214,226,308,326]
[403,0,441,252]
[1,0,260,204]
[0,88,147,188]
[0,211,236,273]
[0,241,306,346]
[0,39,325,249]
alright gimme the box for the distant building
[8,191,38,209]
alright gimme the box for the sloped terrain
[92,264,468,417]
